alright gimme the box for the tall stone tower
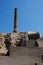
[13,8,18,32]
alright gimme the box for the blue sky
[0,0,43,36]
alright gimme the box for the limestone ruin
[0,8,43,65]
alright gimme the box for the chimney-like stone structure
[13,8,18,32]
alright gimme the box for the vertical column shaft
[13,8,18,32]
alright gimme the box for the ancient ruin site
[0,8,43,65]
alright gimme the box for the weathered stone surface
[10,56,43,65]
[0,32,43,55]
[0,33,8,55]
[10,47,43,57]
[0,56,9,65]
[37,37,43,47]
[0,32,43,64]
[0,56,43,65]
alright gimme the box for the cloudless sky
[0,0,43,36]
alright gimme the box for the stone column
[13,8,18,32]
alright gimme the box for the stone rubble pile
[0,32,43,56]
